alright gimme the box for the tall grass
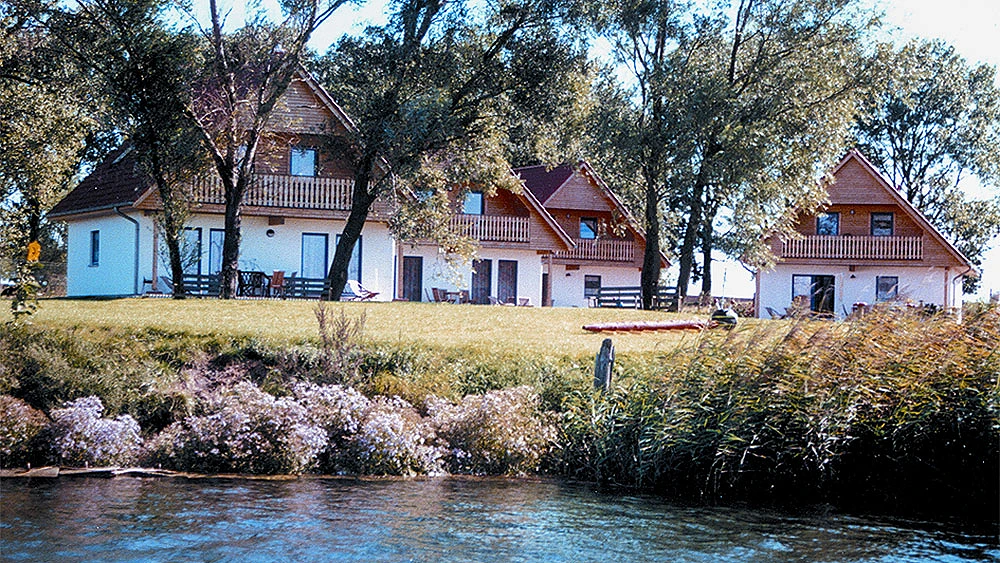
[557,308,999,519]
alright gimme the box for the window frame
[462,191,484,215]
[290,147,317,177]
[816,212,840,236]
[871,212,894,236]
[584,275,601,298]
[89,230,100,266]
[579,217,599,240]
[876,275,899,302]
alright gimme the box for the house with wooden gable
[396,161,665,307]
[49,67,660,307]
[516,162,668,308]
[755,149,977,319]
[49,69,400,300]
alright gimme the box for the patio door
[498,260,517,304]
[792,274,835,315]
[471,259,492,304]
[402,256,423,302]
[301,233,328,279]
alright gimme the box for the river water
[1,477,996,562]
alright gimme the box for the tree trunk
[676,175,705,301]
[699,209,713,304]
[219,172,243,299]
[325,160,376,300]
[640,173,661,310]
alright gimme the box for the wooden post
[594,338,614,392]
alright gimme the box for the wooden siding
[776,154,968,270]
[544,172,615,212]
[267,79,349,135]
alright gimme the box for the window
[462,191,484,215]
[301,233,328,279]
[290,147,317,177]
[580,218,598,239]
[871,212,894,236]
[208,229,225,275]
[89,230,100,266]
[876,276,898,301]
[816,212,839,236]
[183,227,202,275]
[584,275,601,298]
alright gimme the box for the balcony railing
[781,235,923,260]
[554,238,635,262]
[191,174,354,211]
[450,214,530,243]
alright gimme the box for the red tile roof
[514,164,574,204]
[48,147,151,218]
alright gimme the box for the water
[1,477,996,563]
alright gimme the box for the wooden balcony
[450,214,530,243]
[191,174,354,211]
[780,235,923,261]
[554,238,636,262]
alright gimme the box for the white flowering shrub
[295,383,443,475]
[45,396,142,467]
[150,382,326,474]
[428,386,557,475]
[0,395,48,468]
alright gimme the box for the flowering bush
[44,396,142,467]
[149,382,325,474]
[295,383,443,475]
[428,386,557,475]
[0,395,48,468]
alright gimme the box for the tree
[854,39,1000,292]
[185,0,351,298]
[0,0,98,314]
[589,0,876,307]
[51,0,208,298]
[311,0,582,300]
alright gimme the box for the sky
[235,0,1000,300]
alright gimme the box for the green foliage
[0,395,48,468]
[854,39,1000,292]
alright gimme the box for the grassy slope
[18,298,760,357]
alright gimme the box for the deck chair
[346,279,379,301]
[269,270,286,299]
[765,306,784,319]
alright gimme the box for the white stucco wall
[757,264,958,319]
[549,263,642,308]
[400,245,543,305]
[66,211,396,300]
[152,214,397,301]
[66,211,149,297]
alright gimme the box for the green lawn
[16,298,767,357]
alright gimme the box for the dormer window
[580,217,598,239]
[871,212,894,236]
[816,212,839,236]
[463,191,484,215]
[290,147,317,177]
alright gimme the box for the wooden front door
[402,256,423,302]
[472,259,492,304]
[542,272,551,307]
[498,260,517,304]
